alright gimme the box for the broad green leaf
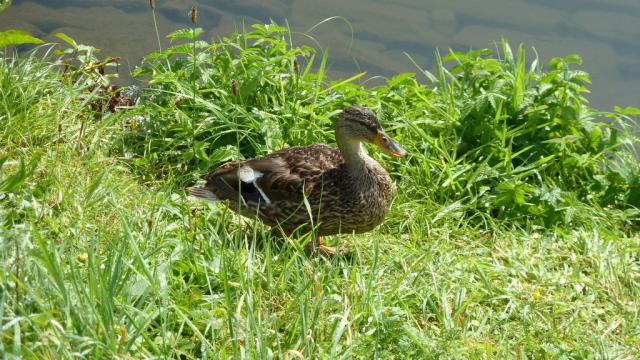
[564,54,582,65]
[54,32,77,48]
[614,106,640,116]
[167,28,204,41]
[387,72,416,87]
[0,29,43,49]
[207,145,242,165]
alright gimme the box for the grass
[0,20,639,359]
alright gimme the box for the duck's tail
[187,186,218,203]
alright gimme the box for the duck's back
[191,143,394,235]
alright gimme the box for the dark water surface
[1,0,639,110]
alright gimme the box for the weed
[126,28,639,228]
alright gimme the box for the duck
[187,105,407,255]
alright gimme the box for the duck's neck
[336,131,370,178]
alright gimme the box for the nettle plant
[397,43,640,226]
[126,23,366,179]
[124,26,639,226]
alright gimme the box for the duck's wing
[189,144,342,206]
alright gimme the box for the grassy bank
[1,23,639,358]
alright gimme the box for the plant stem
[151,8,162,53]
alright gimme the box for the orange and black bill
[374,131,407,157]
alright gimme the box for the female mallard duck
[187,105,407,255]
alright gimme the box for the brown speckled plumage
[188,105,406,250]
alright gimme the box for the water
[1,0,639,110]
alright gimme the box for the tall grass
[0,22,639,358]
[126,24,639,228]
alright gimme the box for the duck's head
[336,105,407,157]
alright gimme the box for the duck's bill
[385,139,408,157]
[375,132,408,158]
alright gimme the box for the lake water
[1,0,639,110]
